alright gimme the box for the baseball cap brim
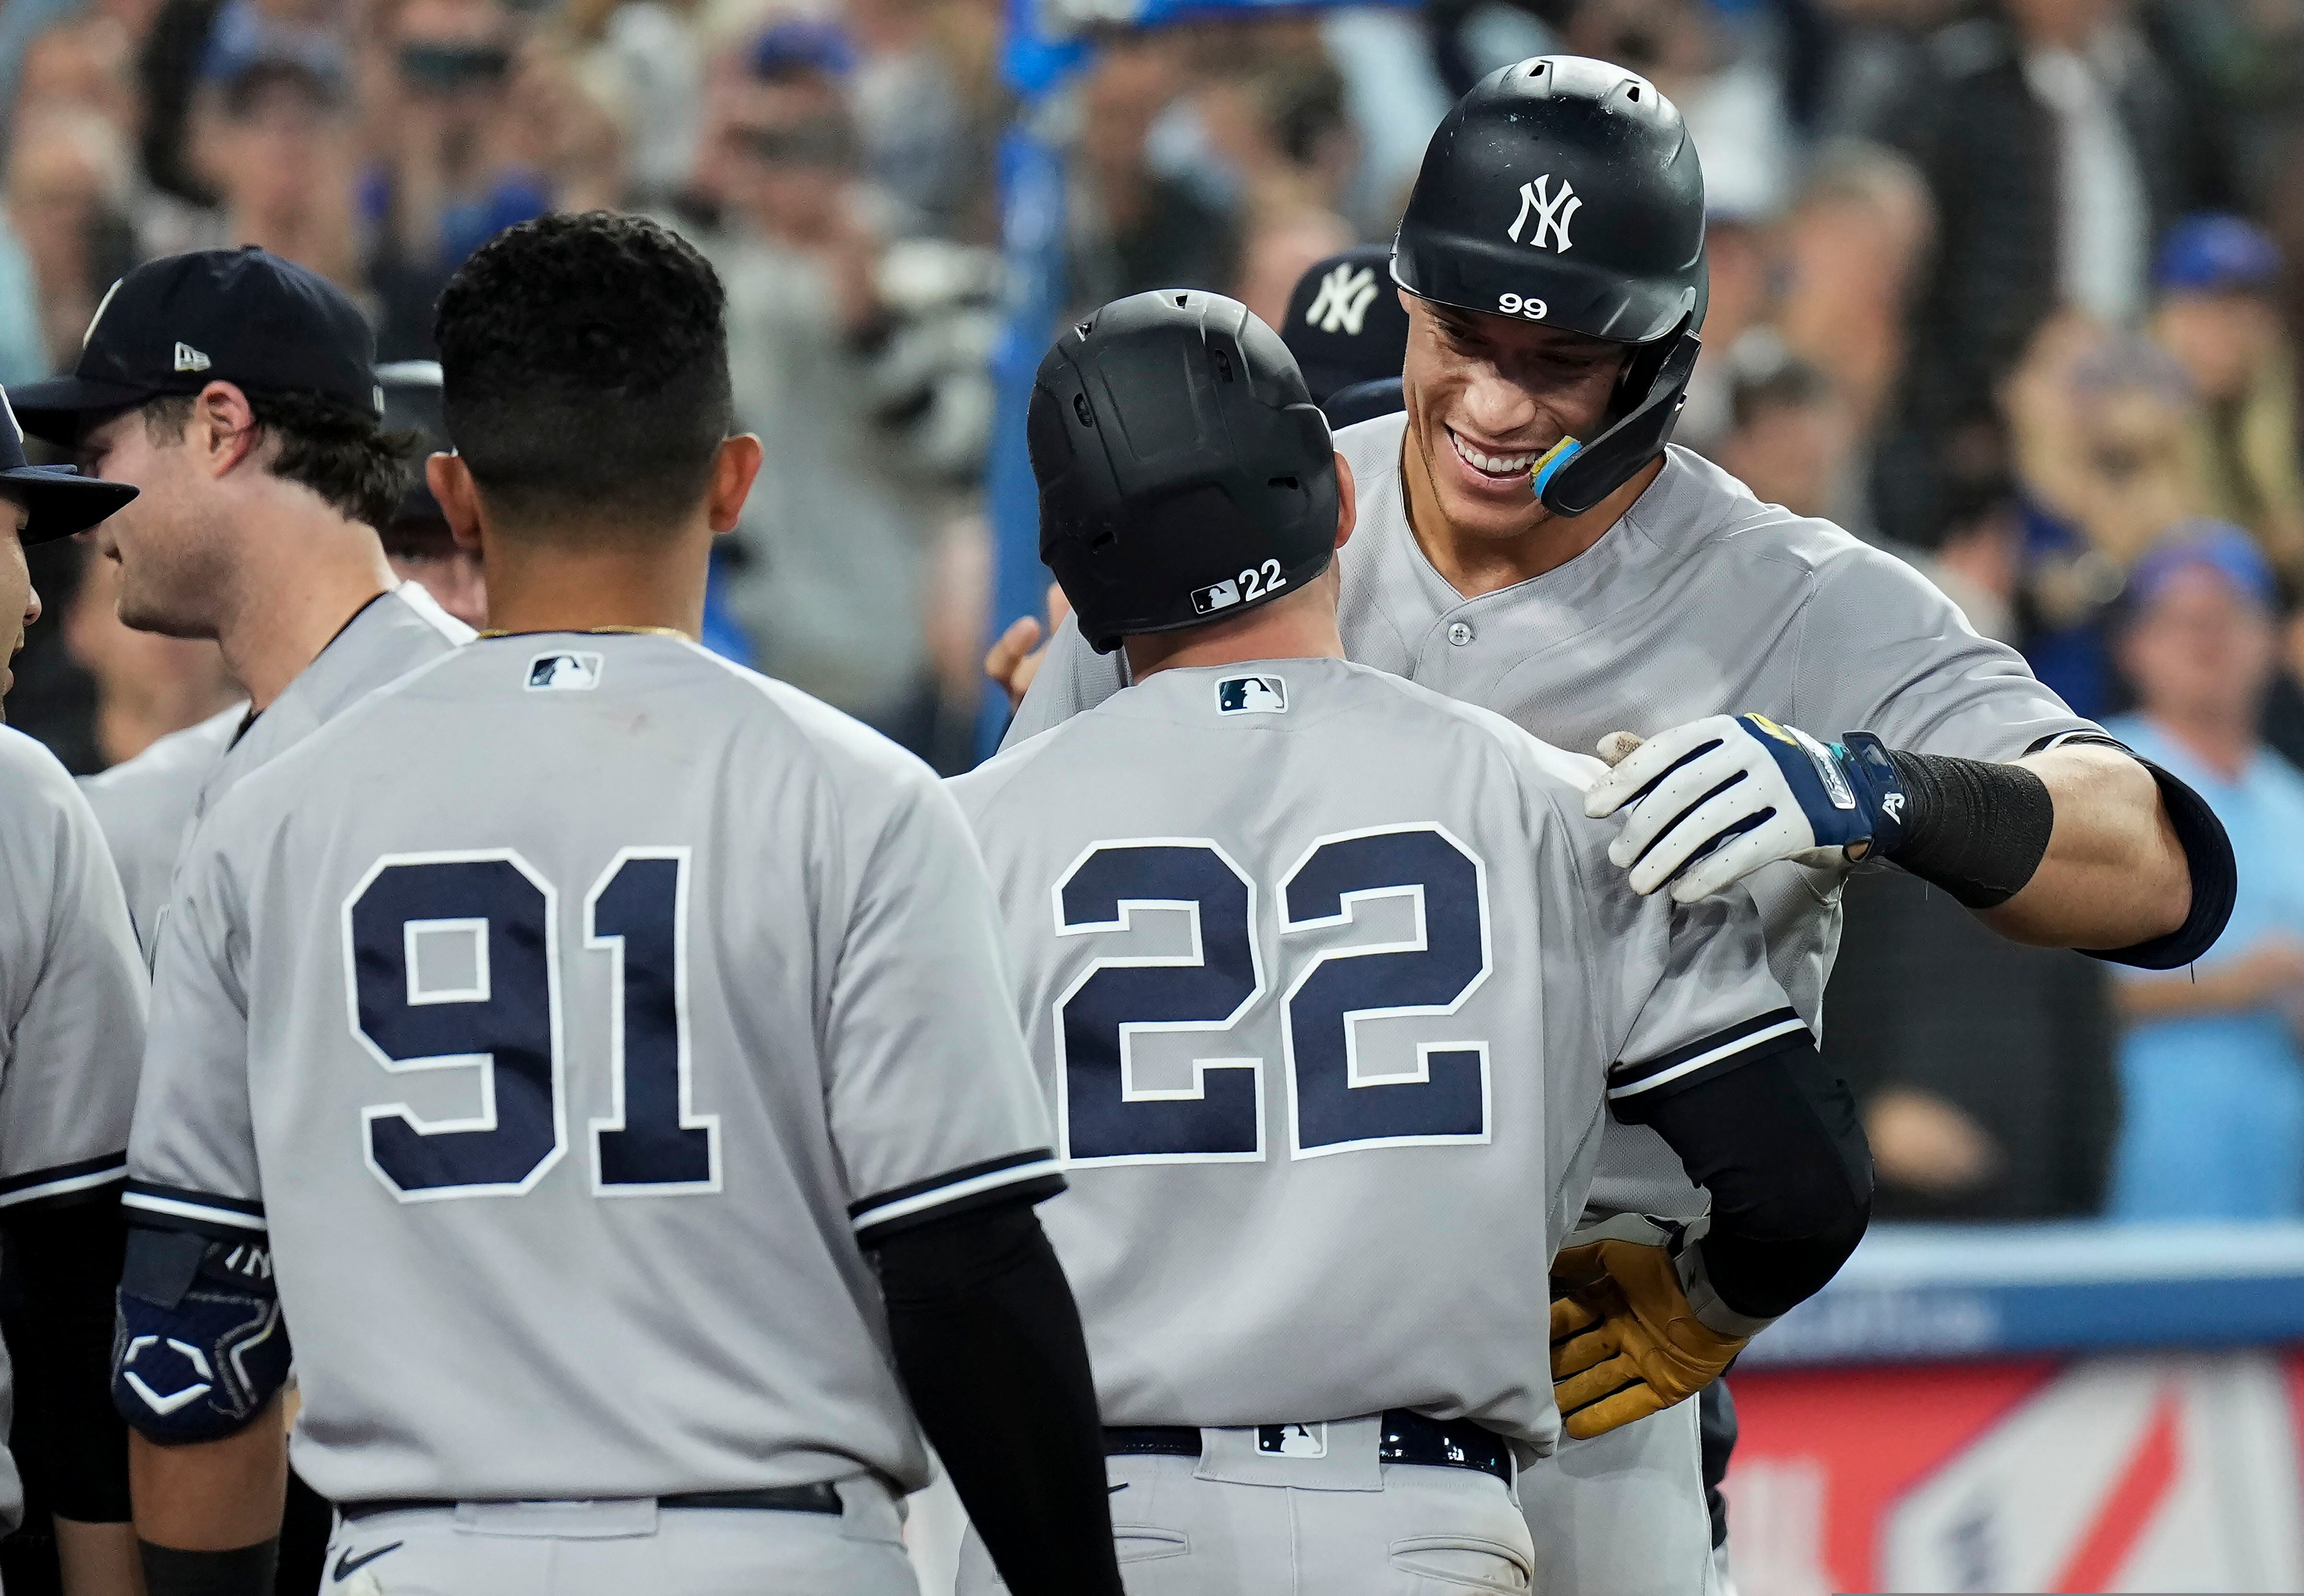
[0,467,138,544]
[5,373,164,446]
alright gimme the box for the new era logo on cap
[173,343,211,373]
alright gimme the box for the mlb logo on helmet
[526,652,604,691]
[1217,676,1286,715]
[1193,577,1242,615]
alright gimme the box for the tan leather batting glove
[1549,1238,1748,1441]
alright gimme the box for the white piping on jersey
[122,1190,268,1231]
[1606,1015,1811,1101]
[0,1160,126,1208]
[848,1156,1064,1232]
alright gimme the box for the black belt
[338,1483,842,1521]
[1104,1409,1512,1486]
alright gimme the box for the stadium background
[5,0,2304,1588]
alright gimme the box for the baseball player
[0,400,148,1595]
[950,289,1871,1594]
[112,213,1122,1596]
[995,58,2233,1596]
[9,249,475,958]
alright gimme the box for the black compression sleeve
[1879,748,2054,908]
[874,1201,1122,1596]
[1641,1046,1872,1320]
[138,1537,278,1596]
[3,1194,131,1521]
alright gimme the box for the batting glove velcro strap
[1548,1239,1749,1441]
[1584,714,1912,903]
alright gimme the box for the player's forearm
[128,1401,287,1553]
[1985,745,2192,949]
[875,1202,1124,1596]
[56,1517,144,1596]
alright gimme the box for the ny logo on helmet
[1507,175,1581,253]
[1304,263,1379,336]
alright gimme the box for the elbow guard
[112,1226,290,1444]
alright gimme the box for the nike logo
[334,1542,402,1582]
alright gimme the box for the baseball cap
[8,247,382,447]
[0,391,137,545]
[2127,520,2277,614]
[1283,245,1411,420]
[2154,213,2282,296]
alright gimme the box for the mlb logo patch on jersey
[526,652,603,691]
[1217,675,1287,715]
[1192,577,1241,615]
[1258,1423,1327,1459]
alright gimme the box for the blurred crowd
[9,0,2304,1223]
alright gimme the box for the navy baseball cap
[1283,245,1411,424]
[8,247,381,447]
[0,391,136,544]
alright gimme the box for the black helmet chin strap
[1531,326,1701,519]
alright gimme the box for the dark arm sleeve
[1626,1045,1874,1321]
[871,1199,1123,1596]
[3,1194,131,1521]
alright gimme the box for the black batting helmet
[1028,290,1339,655]
[1392,55,1706,517]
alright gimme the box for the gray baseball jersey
[79,704,241,953]
[80,582,471,954]
[125,632,1059,1503]
[1007,416,2099,1218]
[951,658,1798,1450]
[0,727,148,1526]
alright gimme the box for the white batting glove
[1584,714,1910,903]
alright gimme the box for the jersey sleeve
[1537,775,1808,1122]
[122,829,265,1239]
[1795,542,2103,760]
[0,752,147,1214]
[998,611,1129,750]
[824,762,1062,1247]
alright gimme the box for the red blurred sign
[1726,1353,2304,1593]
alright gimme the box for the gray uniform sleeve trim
[848,1150,1066,1247]
[1608,1009,1811,1105]
[0,1151,126,1209]
[121,1181,266,1236]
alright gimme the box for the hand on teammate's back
[984,584,1069,709]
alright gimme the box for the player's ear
[427,452,483,552]
[1333,452,1356,550]
[195,380,259,478]
[707,434,764,536]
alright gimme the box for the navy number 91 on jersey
[1055,825,1491,1164]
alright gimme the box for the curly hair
[434,211,733,532]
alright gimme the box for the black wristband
[139,1538,279,1596]
[1879,748,2053,909]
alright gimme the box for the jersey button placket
[1447,620,1475,647]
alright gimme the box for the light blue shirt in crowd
[2107,715,2304,1220]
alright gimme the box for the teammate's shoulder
[0,723,87,807]
[1334,409,1407,486]
[1340,662,1606,794]
[80,703,242,799]
[675,645,946,798]
[1647,448,1941,594]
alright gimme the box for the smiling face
[1399,291,1628,542]
[0,496,43,712]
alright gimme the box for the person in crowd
[2149,212,2304,578]
[1875,0,2225,546]
[846,0,987,240]
[2,108,136,372]
[2107,523,2304,1219]
[1711,336,1856,525]
[1065,31,1237,312]
[363,0,550,357]
[683,21,945,742]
